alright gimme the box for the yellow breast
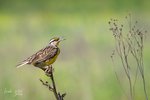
[45,49,60,66]
[33,48,60,68]
[45,53,59,65]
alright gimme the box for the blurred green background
[0,0,150,100]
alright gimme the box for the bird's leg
[45,65,53,77]
[44,66,49,73]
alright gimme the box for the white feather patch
[16,61,28,68]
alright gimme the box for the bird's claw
[45,65,54,76]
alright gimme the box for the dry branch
[109,14,148,100]
[39,65,66,100]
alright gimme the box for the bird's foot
[45,65,54,77]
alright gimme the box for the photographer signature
[2,88,23,97]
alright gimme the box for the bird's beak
[59,37,66,42]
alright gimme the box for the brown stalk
[39,65,66,100]
[109,14,148,100]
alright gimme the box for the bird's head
[49,37,65,47]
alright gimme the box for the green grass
[0,1,150,99]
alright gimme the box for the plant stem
[40,65,66,100]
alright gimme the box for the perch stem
[40,65,66,100]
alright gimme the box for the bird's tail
[16,61,28,68]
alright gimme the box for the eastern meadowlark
[16,37,64,71]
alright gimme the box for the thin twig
[39,65,66,100]
[109,14,149,100]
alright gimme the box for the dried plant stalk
[109,14,148,100]
[39,65,66,100]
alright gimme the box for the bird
[16,37,65,72]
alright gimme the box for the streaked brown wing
[34,46,58,63]
[27,45,58,64]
